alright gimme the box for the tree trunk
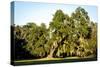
[47,41,58,58]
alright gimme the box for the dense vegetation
[13,7,97,60]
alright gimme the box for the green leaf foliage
[14,7,97,60]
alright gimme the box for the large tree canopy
[13,7,97,60]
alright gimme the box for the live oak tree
[14,7,97,60]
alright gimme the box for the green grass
[13,56,96,65]
[14,57,84,63]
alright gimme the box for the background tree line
[13,7,97,60]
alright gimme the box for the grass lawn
[13,55,96,65]
[14,56,93,63]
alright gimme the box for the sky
[13,1,98,27]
